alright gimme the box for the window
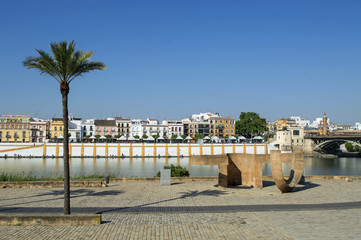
[55,127,57,131]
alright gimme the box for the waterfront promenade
[0,179,361,239]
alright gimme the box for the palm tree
[23,41,105,214]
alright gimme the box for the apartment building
[0,114,31,143]
[30,118,47,143]
[50,118,63,139]
[182,112,235,138]
[162,120,183,138]
[82,119,95,137]
[115,117,131,137]
[208,116,235,138]
[94,120,117,137]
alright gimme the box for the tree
[235,112,267,138]
[23,41,105,215]
[196,133,204,139]
[171,134,178,140]
[345,142,354,152]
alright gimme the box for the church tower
[322,113,328,135]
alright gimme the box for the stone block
[160,169,171,185]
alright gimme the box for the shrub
[155,164,190,177]
[354,145,360,152]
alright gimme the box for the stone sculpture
[191,149,304,193]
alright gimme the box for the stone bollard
[105,176,109,185]
[160,169,171,185]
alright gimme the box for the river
[1,157,361,178]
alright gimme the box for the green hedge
[155,164,190,177]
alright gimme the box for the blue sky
[1,0,360,124]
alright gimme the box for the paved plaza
[0,179,361,239]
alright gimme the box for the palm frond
[24,40,105,85]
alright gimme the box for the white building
[82,119,95,137]
[355,122,361,130]
[130,119,169,138]
[130,119,147,138]
[162,120,183,137]
[69,116,82,141]
[310,117,330,129]
[190,112,219,122]
[275,126,304,151]
[290,116,311,128]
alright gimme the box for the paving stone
[0,180,360,239]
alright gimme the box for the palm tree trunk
[61,83,70,215]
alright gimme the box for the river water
[1,157,361,178]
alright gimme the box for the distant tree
[235,112,267,138]
[263,133,274,142]
[171,134,178,140]
[134,135,140,139]
[152,134,160,139]
[181,134,187,139]
[105,135,112,139]
[142,134,148,139]
[114,134,121,139]
[94,135,101,139]
[196,134,204,139]
[345,142,354,152]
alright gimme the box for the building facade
[50,118,63,139]
[275,126,304,151]
[115,117,131,137]
[30,118,47,143]
[182,113,235,138]
[82,119,95,137]
[69,116,82,142]
[163,120,183,138]
[0,115,31,143]
[94,120,117,137]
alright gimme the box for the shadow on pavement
[2,200,361,214]
[0,189,124,208]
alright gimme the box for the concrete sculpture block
[191,149,304,193]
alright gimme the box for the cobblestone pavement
[0,179,360,239]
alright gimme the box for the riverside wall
[0,143,269,158]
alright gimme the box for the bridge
[305,135,361,153]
